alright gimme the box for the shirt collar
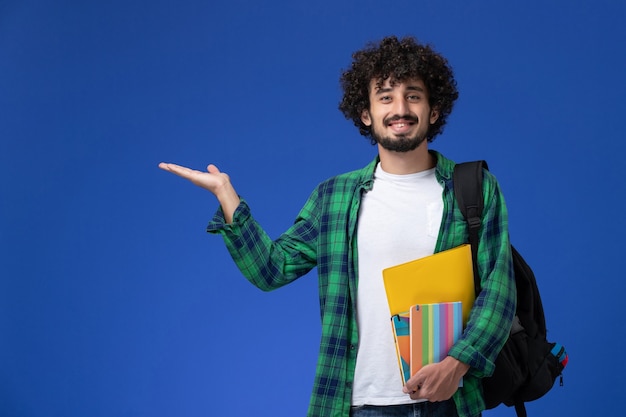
[359,150,455,188]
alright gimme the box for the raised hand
[158,163,229,193]
[158,162,239,223]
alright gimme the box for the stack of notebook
[382,244,475,384]
[391,302,463,384]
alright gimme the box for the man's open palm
[158,162,230,196]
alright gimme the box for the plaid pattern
[207,151,516,417]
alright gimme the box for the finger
[403,381,420,395]
[408,387,428,401]
[158,162,188,172]
[159,163,199,179]
[403,372,425,393]
[410,393,427,401]
[207,164,220,174]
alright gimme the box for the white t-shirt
[351,163,443,406]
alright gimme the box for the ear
[429,108,440,124]
[361,109,372,126]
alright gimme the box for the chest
[357,175,444,264]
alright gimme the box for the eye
[407,95,421,102]
[380,95,392,102]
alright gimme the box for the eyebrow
[374,85,425,95]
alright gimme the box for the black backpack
[453,161,568,417]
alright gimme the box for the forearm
[449,261,515,377]
[207,199,318,291]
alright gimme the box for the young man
[159,36,516,417]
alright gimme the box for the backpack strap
[453,160,488,297]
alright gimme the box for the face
[361,77,439,152]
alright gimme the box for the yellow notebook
[382,244,475,324]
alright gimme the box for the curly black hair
[339,36,459,143]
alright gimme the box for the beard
[370,116,428,153]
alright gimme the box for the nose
[391,97,409,116]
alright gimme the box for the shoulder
[482,166,505,198]
[296,158,376,221]
[314,157,377,195]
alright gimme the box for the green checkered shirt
[207,151,516,417]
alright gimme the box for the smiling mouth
[387,119,416,134]
[386,115,419,128]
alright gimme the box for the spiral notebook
[409,302,463,378]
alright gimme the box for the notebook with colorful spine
[382,244,475,325]
[409,302,463,380]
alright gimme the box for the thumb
[207,164,220,174]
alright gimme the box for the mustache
[384,114,419,125]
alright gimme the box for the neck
[377,141,435,174]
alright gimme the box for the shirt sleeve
[206,195,320,291]
[447,173,517,378]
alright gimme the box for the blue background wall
[2,1,625,416]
